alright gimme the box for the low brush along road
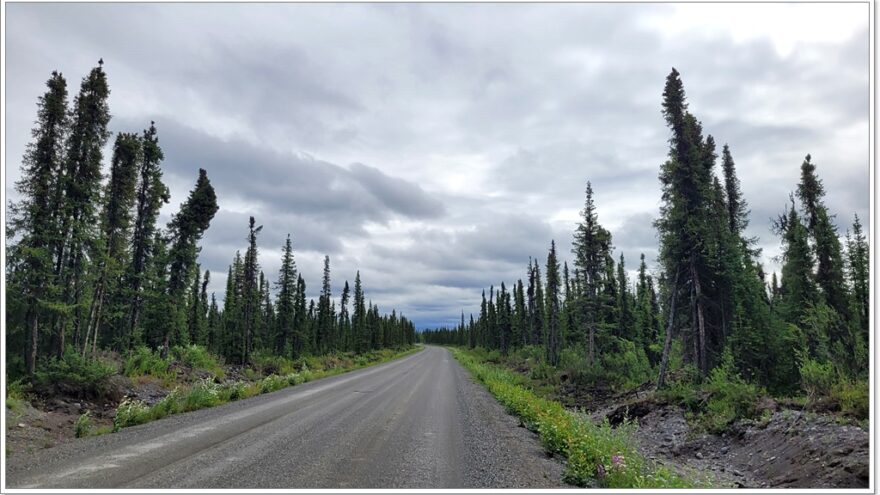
[6,346,568,489]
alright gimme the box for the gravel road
[6,346,569,489]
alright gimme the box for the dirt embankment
[7,361,222,457]
[599,396,869,488]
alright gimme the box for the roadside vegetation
[9,343,419,445]
[452,347,696,488]
[108,345,419,433]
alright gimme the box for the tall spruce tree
[53,61,111,356]
[796,155,849,322]
[655,68,717,375]
[545,241,561,366]
[845,215,869,337]
[275,235,297,355]
[83,132,142,355]
[124,122,169,348]
[8,71,69,374]
[164,169,218,355]
[317,256,333,353]
[572,182,611,363]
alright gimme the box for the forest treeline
[6,61,415,379]
[422,68,869,398]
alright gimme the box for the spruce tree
[777,202,819,330]
[124,122,169,348]
[353,271,367,353]
[616,253,634,340]
[53,61,111,356]
[83,132,142,355]
[294,275,308,356]
[317,256,333,353]
[339,280,351,351]
[197,270,210,346]
[513,279,527,348]
[275,235,297,355]
[164,169,218,355]
[572,182,610,363]
[796,155,849,321]
[498,282,512,355]
[845,215,869,335]
[655,68,716,375]
[8,71,69,374]
[545,241,561,366]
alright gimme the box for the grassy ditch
[80,346,422,436]
[451,347,698,488]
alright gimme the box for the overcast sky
[5,3,870,328]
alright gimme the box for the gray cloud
[5,3,869,328]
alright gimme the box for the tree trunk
[127,295,143,351]
[26,308,38,376]
[657,270,680,389]
[588,317,595,365]
[691,256,707,375]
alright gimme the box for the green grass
[111,346,421,432]
[451,347,696,488]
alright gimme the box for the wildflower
[611,454,626,470]
[596,463,606,479]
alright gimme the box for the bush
[183,378,220,411]
[34,346,118,399]
[6,379,27,412]
[260,374,288,394]
[113,399,151,431]
[657,378,701,412]
[218,381,244,402]
[124,346,171,379]
[75,411,92,438]
[171,345,224,378]
[799,358,835,397]
[252,352,297,376]
[833,378,869,419]
[700,353,762,433]
[150,387,184,420]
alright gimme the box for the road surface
[6,346,568,488]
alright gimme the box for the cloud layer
[5,3,869,328]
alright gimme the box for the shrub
[260,374,288,394]
[252,352,297,376]
[219,381,249,402]
[150,387,184,420]
[183,378,220,411]
[700,353,762,433]
[833,378,868,419]
[123,346,171,379]
[74,411,92,438]
[6,379,27,412]
[171,345,224,378]
[799,358,835,397]
[113,399,151,431]
[34,346,118,399]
